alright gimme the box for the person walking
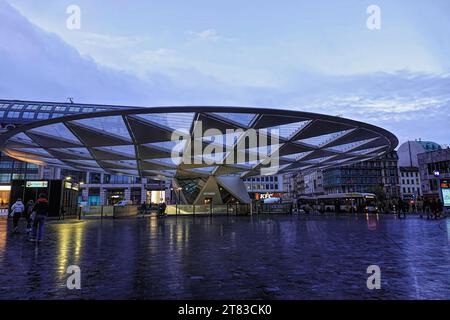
[139,202,147,216]
[436,199,443,219]
[10,198,25,233]
[158,202,167,217]
[396,198,403,219]
[25,199,34,233]
[29,193,49,243]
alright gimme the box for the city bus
[298,193,379,214]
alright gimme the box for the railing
[78,205,137,219]
[60,205,81,220]
[112,205,138,218]
[255,203,293,214]
[167,203,251,216]
[60,203,294,219]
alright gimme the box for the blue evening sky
[1,0,449,145]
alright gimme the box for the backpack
[14,202,24,213]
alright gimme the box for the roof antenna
[67,97,74,104]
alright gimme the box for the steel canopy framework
[0,104,398,204]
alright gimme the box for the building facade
[397,140,441,200]
[302,170,324,196]
[322,151,400,200]
[243,174,284,201]
[418,148,450,205]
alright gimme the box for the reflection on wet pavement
[0,215,449,299]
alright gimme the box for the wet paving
[0,214,449,300]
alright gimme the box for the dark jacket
[33,198,49,216]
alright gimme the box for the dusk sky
[1,0,449,145]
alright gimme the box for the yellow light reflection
[56,222,85,279]
[0,218,6,262]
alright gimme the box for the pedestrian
[430,199,437,219]
[436,199,443,219]
[396,198,403,219]
[25,199,34,233]
[139,202,147,216]
[10,198,25,233]
[161,202,167,215]
[424,198,432,219]
[158,202,167,217]
[59,205,66,220]
[29,193,49,243]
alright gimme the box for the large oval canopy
[0,106,398,180]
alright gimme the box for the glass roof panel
[325,139,375,153]
[281,151,313,161]
[12,132,34,143]
[50,147,92,157]
[211,113,256,126]
[247,144,282,156]
[349,146,386,156]
[146,157,180,166]
[29,123,81,143]
[187,166,217,174]
[42,158,68,166]
[266,120,310,140]
[66,159,100,167]
[144,169,176,176]
[199,151,228,164]
[93,145,136,158]
[298,129,353,147]
[200,131,243,147]
[73,116,131,139]
[104,160,137,168]
[22,148,52,157]
[135,112,195,131]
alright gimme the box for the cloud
[189,29,221,42]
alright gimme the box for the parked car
[114,200,130,206]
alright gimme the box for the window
[0,103,9,109]
[11,104,25,110]
[22,112,35,119]
[54,106,66,112]
[26,105,39,110]
[40,105,53,111]
[0,111,4,117]
[52,113,63,118]
[7,111,20,118]
[12,173,25,180]
[0,174,11,183]
[37,113,50,120]
[69,107,80,112]
[83,107,93,112]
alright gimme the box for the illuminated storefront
[441,179,450,207]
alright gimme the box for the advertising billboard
[442,188,450,207]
